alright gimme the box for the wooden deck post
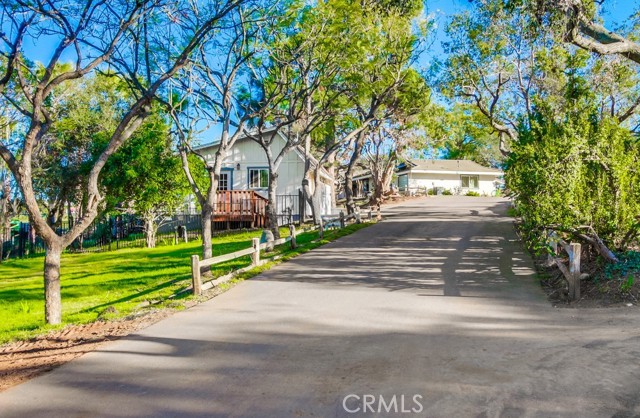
[339,211,345,228]
[252,237,260,267]
[191,255,202,296]
[569,243,581,301]
[289,224,297,249]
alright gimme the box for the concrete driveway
[1,197,640,418]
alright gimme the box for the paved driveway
[2,197,640,417]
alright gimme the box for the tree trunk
[267,171,280,239]
[44,241,63,325]
[327,152,337,210]
[144,212,157,248]
[310,169,325,224]
[345,142,364,215]
[201,203,214,261]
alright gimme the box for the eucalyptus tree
[444,0,640,153]
[431,104,503,166]
[360,120,425,216]
[441,0,552,155]
[0,0,244,325]
[241,1,349,237]
[447,1,640,256]
[167,2,288,260]
[541,0,640,66]
[332,2,430,215]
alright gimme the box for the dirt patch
[0,309,173,392]
[0,281,237,393]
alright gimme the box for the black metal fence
[275,193,303,226]
[0,194,305,260]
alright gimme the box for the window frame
[217,168,233,191]
[460,175,479,189]
[248,167,269,189]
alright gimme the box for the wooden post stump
[251,237,260,266]
[339,211,345,228]
[569,242,581,301]
[191,255,202,295]
[289,224,297,249]
[261,229,274,252]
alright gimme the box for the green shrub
[465,191,480,197]
[442,189,453,195]
[506,100,640,250]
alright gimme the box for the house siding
[200,134,306,197]
[400,172,501,196]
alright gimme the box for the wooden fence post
[355,211,361,224]
[547,231,558,266]
[569,242,581,301]
[252,237,260,266]
[339,211,345,228]
[191,255,202,296]
[319,218,324,239]
[289,224,297,249]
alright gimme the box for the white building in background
[195,130,334,216]
[396,159,504,196]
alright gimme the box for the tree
[102,109,188,248]
[0,160,19,263]
[242,2,346,237]
[445,0,640,258]
[342,68,431,214]
[295,0,430,218]
[168,2,285,258]
[543,0,640,65]
[0,0,244,325]
[506,87,640,256]
[433,105,503,166]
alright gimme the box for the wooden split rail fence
[190,210,370,295]
[546,230,582,301]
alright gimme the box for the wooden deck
[213,190,268,229]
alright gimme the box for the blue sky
[18,0,640,146]
[420,0,636,64]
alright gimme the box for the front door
[218,170,232,191]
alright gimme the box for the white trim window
[217,172,230,191]
[249,168,269,189]
[461,175,479,189]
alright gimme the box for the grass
[0,222,372,344]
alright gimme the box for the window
[217,172,230,191]
[249,168,269,189]
[398,174,408,191]
[461,175,479,189]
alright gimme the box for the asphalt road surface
[2,197,640,418]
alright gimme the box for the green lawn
[0,223,371,344]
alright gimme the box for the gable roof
[194,129,333,181]
[398,159,503,175]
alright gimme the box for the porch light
[236,163,241,170]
